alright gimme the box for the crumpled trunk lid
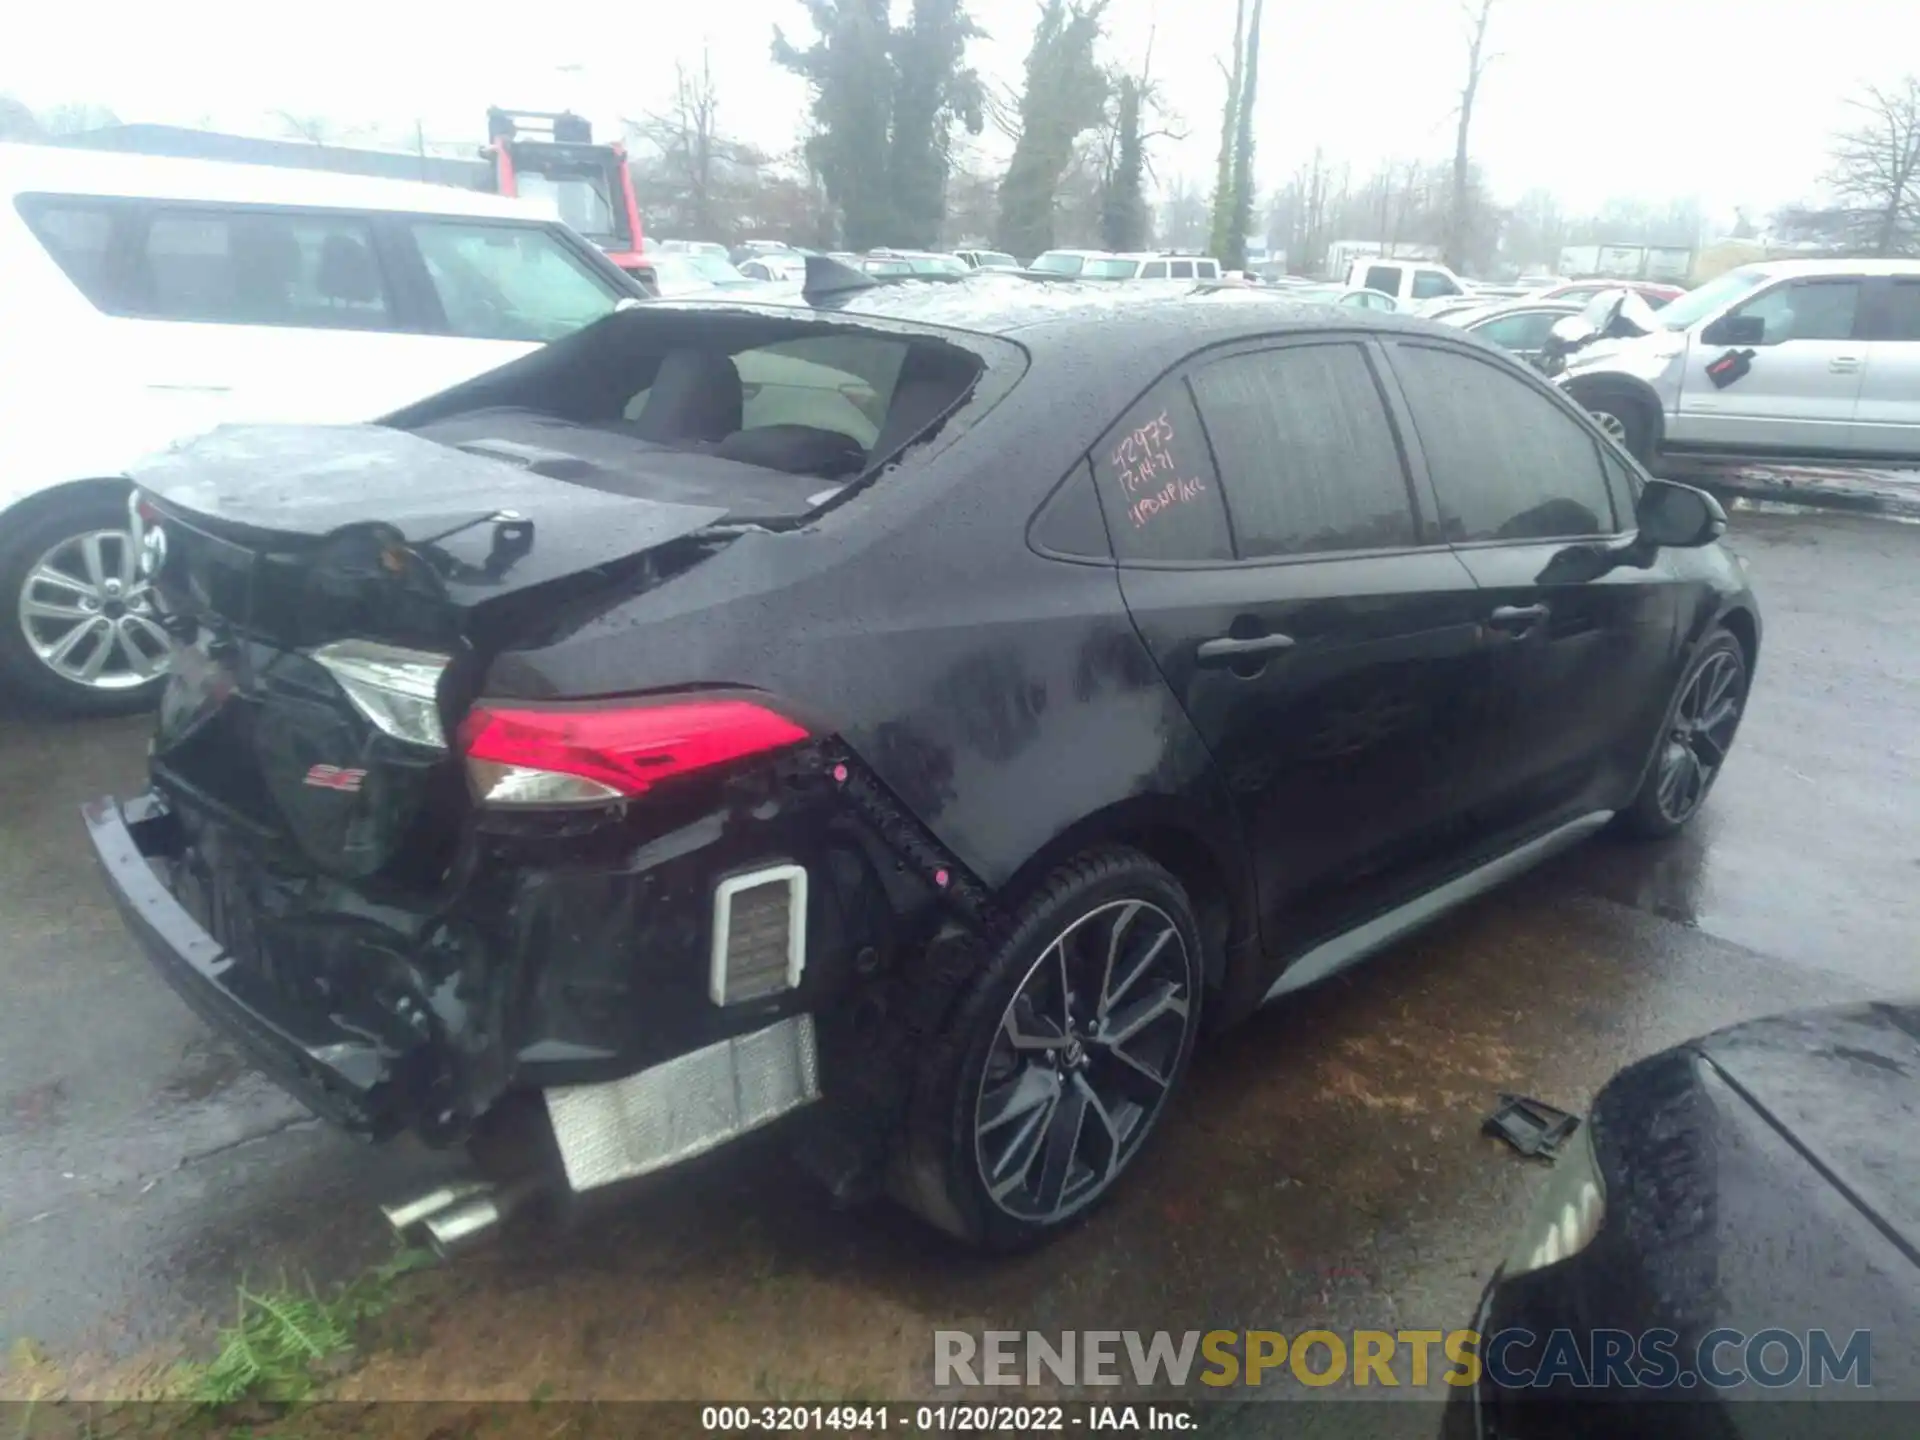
[134,422,730,880]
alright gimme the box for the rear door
[1852,274,1920,456]
[1382,340,1682,840]
[1671,274,1867,451]
[1094,338,1492,970]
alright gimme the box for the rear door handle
[1197,632,1296,666]
[1830,355,1863,373]
[1487,604,1550,636]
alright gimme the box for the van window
[15,198,124,310]
[134,208,395,329]
[411,220,624,342]
[1365,264,1402,294]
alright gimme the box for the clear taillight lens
[457,697,810,808]
[312,640,452,750]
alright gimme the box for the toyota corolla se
[86,271,1759,1253]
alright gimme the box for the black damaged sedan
[87,267,1760,1252]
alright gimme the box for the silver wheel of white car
[1590,409,1630,444]
[18,528,170,691]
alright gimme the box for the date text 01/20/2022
[699,1405,1197,1431]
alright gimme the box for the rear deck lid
[133,422,731,610]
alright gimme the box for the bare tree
[275,112,337,146]
[628,49,769,242]
[1446,0,1496,270]
[1824,75,1920,255]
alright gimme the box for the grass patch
[171,1248,436,1409]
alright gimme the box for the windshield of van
[1657,269,1769,330]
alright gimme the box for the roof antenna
[803,254,879,304]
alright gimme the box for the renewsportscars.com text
[934,1328,1872,1390]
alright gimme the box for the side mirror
[1636,479,1727,549]
[1702,313,1765,347]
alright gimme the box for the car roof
[653,274,1446,362]
[1739,257,1920,279]
[0,140,542,220]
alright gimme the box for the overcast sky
[5,0,1910,220]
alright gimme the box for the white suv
[0,143,637,713]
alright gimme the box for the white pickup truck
[1344,257,1469,306]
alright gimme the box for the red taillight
[457,698,810,808]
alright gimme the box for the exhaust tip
[379,1181,492,1241]
[420,1193,506,1260]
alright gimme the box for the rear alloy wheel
[1619,630,1747,839]
[0,490,170,716]
[896,848,1203,1249]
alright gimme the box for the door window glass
[1196,260,1219,278]
[1410,269,1458,299]
[1141,260,1168,279]
[1170,260,1194,280]
[137,208,394,328]
[1471,310,1562,352]
[1364,264,1401,294]
[1393,343,1617,542]
[1091,381,1232,563]
[410,219,623,342]
[1728,279,1862,344]
[1190,344,1418,558]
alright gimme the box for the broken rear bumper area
[84,792,403,1136]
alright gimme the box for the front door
[1852,275,1920,456]
[1670,275,1867,452]
[1381,340,1683,838]
[1092,339,1493,974]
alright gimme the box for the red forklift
[483,108,648,278]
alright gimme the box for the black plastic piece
[1483,1093,1581,1159]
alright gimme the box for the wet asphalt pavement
[1,506,1915,1400]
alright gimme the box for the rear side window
[136,208,395,329]
[410,220,622,342]
[1866,278,1920,341]
[1091,381,1232,563]
[1392,343,1617,542]
[1364,264,1401,294]
[1190,343,1418,558]
[16,198,124,309]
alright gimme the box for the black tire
[0,487,167,718]
[892,847,1204,1250]
[1578,389,1655,465]
[1616,629,1748,840]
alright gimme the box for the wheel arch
[1717,603,1759,678]
[1564,373,1666,450]
[0,475,133,533]
[994,795,1257,999]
